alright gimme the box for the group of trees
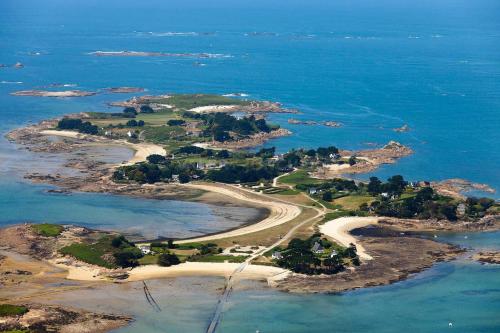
[183,112,277,142]
[367,175,408,196]
[206,164,278,183]
[113,159,201,184]
[368,189,459,221]
[110,235,144,268]
[275,234,358,275]
[57,118,98,135]
[126,119,145,127]
[167,119,186,126]
[140,105,154,113]
[304,146,339,159]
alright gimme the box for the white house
[138,245,151,255]
[308,187,318,195]
[271,251,283,260]
[311,242,324,254]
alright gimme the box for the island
[2,93,498,332]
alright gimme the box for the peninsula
[2,92,498,332]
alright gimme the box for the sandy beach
[188,105,239,113]
[176,183,302,243]
[126,262,288,282]
[320,216,380,260]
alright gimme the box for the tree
[367,177,382,195]
[178,173,190,184]
[123,107,137,116]
[167,119,186,126]
[157,253,180,267]
[147,154,166,164]
[126,119,138,127]
[167,239,175,249]
[416,187,434,202]
[114,247,143,267]
[213,128,231,142]
[216,150,230,159]
[322,191,333,202]
[140,105,154,113]
[348,156,357,166]
[305,149,316,157]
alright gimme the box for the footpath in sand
[176,183,302,243]
[320,216,379,260]
[40,129,166,165]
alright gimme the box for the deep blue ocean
[0,0,499,332]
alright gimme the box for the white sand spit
[320,216,379,260]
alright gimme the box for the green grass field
[190,255,248,263]
[31,223,63,237]
[333,195,375,210]
[278,170,322,186]
[0,304,29,317]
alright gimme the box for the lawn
[142,126,185,144]
[278,170,322,186]
[320,210,357,223]
[0,304,29,317]
[190,255,248,263]
[31,223,63,237]
[333,195,375,210]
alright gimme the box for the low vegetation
[0,304,29,317]
[271,233,359,275]
[31,223,63,237]
[59,235,143,268]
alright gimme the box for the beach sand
[126,262,288,282]
[320,216,380,260]
[188,105,239,113]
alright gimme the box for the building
[311,242,324,254]
[308,187,318,195]
[271,251,283,260]
[456,203,466,216]
[138,245,151,255]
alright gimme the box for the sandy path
[320,216,379,260]
[176,183,302,244]
[40,130,166,165]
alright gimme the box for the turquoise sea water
[1,0,499,332]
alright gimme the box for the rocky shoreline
[0,303,131,333]
[472,251,500,265]
[274,226,465,293]
[10,90,97,97]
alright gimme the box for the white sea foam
[1,81,23,84]
[144,31,199,37]
[223,93,249,97]
[88,51,232,58]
